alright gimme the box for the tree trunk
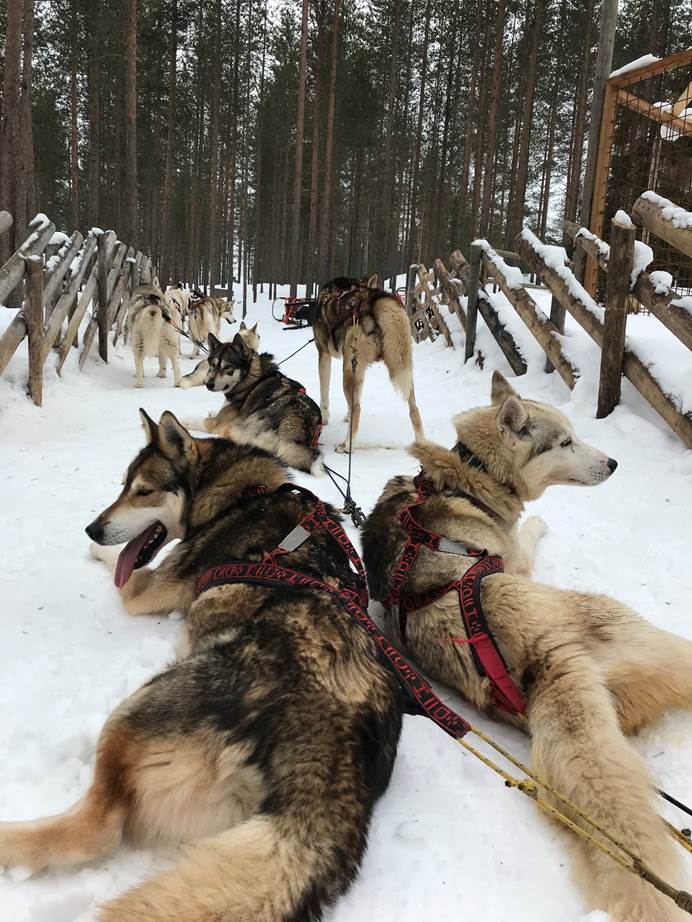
[87,1,101,228]
[226,0,241,287]
[0,0,23,262]
[563,0,593,225]
[480,0,507,238]
[208,0,222,292]
[160,0,177,287]
[406,0,431,267]
[506,0,545,245]
[70,1,80,230]
[318,0,340,283]
[124,0,138,246]
[289,0,309,296]
[15,0,35,245]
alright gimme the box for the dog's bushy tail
[529,651,686,922]
[142,306,165,357]
[373,298,414,398]
[97,815,332,922]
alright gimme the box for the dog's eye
[560,438,573,448]
[136,488,154,497]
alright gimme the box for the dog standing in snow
[165,285,191,321]
[187,295,235,357]
[127,283,181,388]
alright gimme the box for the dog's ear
[367,274,379,289]
[239,320,247,330]
[251,322,257,333]
[207,332,221,351]
[139,408,158,445]
[491,371,520,405]
[232,332,252,356]
[497,396,528,443]
[158,411,195,462]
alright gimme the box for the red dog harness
[196,484,474,742]
[383,475,526,717]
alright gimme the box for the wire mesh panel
[594,53,692,294]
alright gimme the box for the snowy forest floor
[1,281,691,922]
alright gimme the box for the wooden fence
[0,211,155,405]
[406,191,692,449]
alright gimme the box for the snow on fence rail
[406,191,692,449]
[0,213,155,406]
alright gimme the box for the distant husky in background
[315,276,424,452]
[363,372,692,922]
[127,282,181,388]
[179,320,259,390]
[165,285,191,321]
[183,332,323,474]
[187,294,235,357]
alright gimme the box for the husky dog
[362,371,692,922]
[165,285,191,320]
[183,333,323,474]
[187,297,219,357]
[0,413,402,921]
[187,296,235,357]
[179,320,259,390]
[315,276,424,452]
[127,283,181,388]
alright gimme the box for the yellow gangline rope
[455,725,692,914]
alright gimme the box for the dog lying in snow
[127,282,181,388]
[363,371,692,922]
[179,320,259,390]
[182,332,323,474]
[0,413,403,921]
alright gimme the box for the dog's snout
[607,458,618,473]
[85,521,104,542]
[205,380,215,391]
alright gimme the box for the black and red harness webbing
[383,474,526,717]
[196,483,472,741]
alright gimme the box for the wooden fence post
[25,257,44,406]
[464,242,482,362]
[597,216,635,418]
[97,232,109,361]
[544,292,566,373]
[405,264,418,319]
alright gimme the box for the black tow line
[275,337,315,368]
[163,310,209,355]
[322,346,366,529]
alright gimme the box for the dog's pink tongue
[114,523,159,589]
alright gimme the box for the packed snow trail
[1,284,691,922]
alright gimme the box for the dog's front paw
[321,410,330,425]
[134,381,144,389]
[522,515,548,540]
[90,543,121,572]
[157,371,167,379]
[335,441,349,454]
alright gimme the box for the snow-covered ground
[1,281,691,922]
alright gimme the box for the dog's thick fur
[165,286,191,319]
[127,283,181,387]
[0,413,403,922]
[363,372,691,922]
[179,321,259,390]
[183,332,323,474]
[315,276,424,452]
[187,296,234,357]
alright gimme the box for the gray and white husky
[127,282,181,388]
